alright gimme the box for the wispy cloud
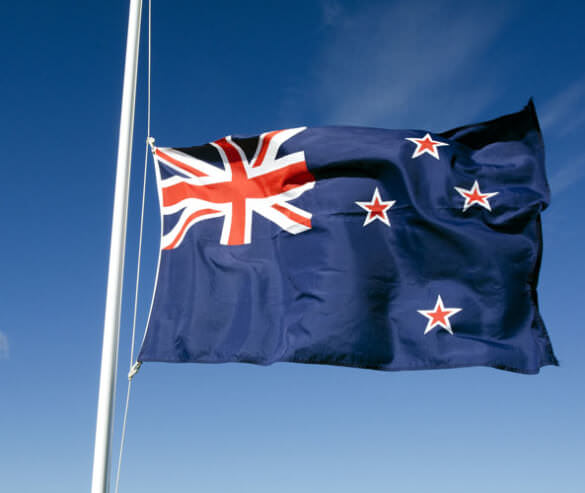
[320,0,343,26]
[0,331,8,360]
[314,0,510,129]
[540,75,585,137]
[548,152,585,196]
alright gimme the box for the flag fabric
[138,101,557,374]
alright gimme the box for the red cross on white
[454,180,499,211]
[155,127,315,248]
[405,133,449,160]
[355,187,396,226]
[417,295,462,335]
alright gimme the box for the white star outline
[405,133,449,160]
[355,187,396,227]
[454,180,499,212]
[417,295,462,335]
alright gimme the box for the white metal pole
[91,0,143,492]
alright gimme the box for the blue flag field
[138,101,557,374]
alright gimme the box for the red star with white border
[405,133,449,160]
[355,187,396,227]
[417,295,462,335]
[454,180,498,211]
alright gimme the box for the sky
[1,0,584,491]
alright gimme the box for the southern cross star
[454,180,499,211]
[355,187,396,226]
[405,133,449,160]
[417,295,462,335]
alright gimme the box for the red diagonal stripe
[164,208,221,250]
[252,130,280,168]
[271,203,311,229]
[156,148,208,178]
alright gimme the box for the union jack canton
[155,127,313,248]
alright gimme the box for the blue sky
[1,0,584,491]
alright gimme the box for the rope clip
[128,361,142,381]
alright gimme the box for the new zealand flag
[138,101,557,374]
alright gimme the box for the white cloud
[0,331,8,360]
[314,0,510,129]
[548,152,585,196]
[540,75,585,137]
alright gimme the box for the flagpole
[91,0,143,492]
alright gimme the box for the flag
[138,101,557,374]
